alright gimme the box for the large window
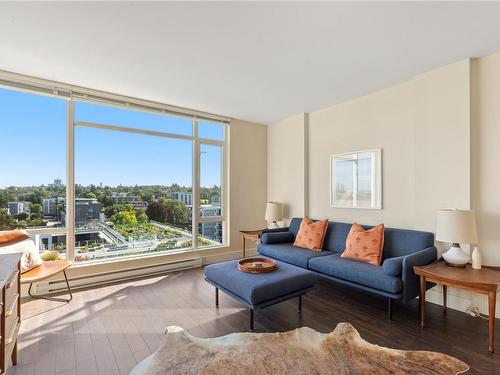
[0,88,68,257]
[0,84,227,264]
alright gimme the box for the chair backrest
[289,217,434,259]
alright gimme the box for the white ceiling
[1,2,500,125]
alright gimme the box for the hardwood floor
[10,267,499,375]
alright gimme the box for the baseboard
[425,285,500,319]
[25,248,259,298]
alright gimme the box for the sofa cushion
[261,231,295,244]
[341,223,384,265]
[204,260,318,306]
[258,243,334,268]
[308,254,402,294]
[382,256,404,276]
[293,217,328,251]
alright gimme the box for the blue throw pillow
[382,256,404,276]
[261,231,295,244]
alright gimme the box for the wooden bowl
[238,257,277,273]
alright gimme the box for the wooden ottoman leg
[250,309,254,331]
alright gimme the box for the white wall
[268,57,500,317]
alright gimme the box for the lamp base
[268,221,279,229]
[442,244,470,267]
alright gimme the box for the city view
[0,86,225,264]
[0,180,222,262]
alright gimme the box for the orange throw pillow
[341,223,385,266]
[0,229,29,247]
[293,217,328,252]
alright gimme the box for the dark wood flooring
[11,267,500,375]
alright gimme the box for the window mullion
[66,100,76,261]
[192,119,200,249]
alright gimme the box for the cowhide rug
[130,323,469,375]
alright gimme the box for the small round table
[239,230,264,258]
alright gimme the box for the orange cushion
[341,223,385,266]
[0,229,29,247]
[293,217,328,252]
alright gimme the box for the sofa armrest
[401,246,437,303]
[382,255,405,276]
[260,227,289,236]
[261,231,295,244]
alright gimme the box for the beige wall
[471,52,500,267]
[267,113,308,224]
[228,118,268,251]
[268,57,500,317]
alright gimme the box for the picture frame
[330,148,382,209]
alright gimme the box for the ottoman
[204,259,318,330]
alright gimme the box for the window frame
[0,76,229,262]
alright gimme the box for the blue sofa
[257,217,437,318]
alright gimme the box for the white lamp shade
[265,202,284,222]
[436,209,478,244]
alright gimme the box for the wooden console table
[414,261,500,353]
[239,230,264,258]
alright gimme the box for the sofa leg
[388,298,393,320]
[249,309,254,331]
[298,295,302,312]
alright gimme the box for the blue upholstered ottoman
[204,259,318,330]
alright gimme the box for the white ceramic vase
[471,246,482,269]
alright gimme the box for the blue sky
[0,87,222,188]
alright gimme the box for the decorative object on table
[238,257,277,273]
[130,322,469,375]
[239,229,265,258]
[264,201,284,228]
[414,261,500,353]
[330,149,382,209]
[471,246,482,269]
[293,216,328,251]
[436,209,478,267]
[341,223,384,265]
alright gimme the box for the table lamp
[436,209,478,267]
[265,202,284,228]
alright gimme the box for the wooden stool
[21,260,73,302]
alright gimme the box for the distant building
[7,201,30,217]
[43,197,66,216]
[131,201,148,210]
[171,192,192,205]
[110,192,134,205]
[211,195,221,204]
[50,178,63,188]
[75,198,103,225]
[199,204,222,243]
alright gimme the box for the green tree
[16,212,30,221]
[136,211,148,223]
[30,203,43,218]
[111,210,137,226]
[161,199,189,226]
[104,204,133,220]
[84,192,97,199]
[145,201,168,223]
[0,210,16,230]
